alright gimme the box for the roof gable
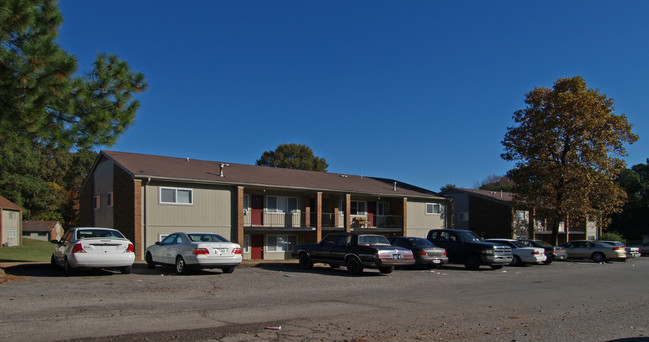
[0,194,21,211]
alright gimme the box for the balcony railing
[243,210,402,229]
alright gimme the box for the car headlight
[481,249,494,255]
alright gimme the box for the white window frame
[243,194,250,214]
[158,234,169,242]
[160,187,193,205]
[515,210,526,221]
[350,200,367,216]
[93,196,100,210]
[266,234,298,252]
[8,211,16,219]
[107,192,113,207]
[266,196,299,214]
[9,230,16,237]
[426,203,441,215]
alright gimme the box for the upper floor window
[377,202,389,216]
[350,200,366,215]
[266,196,298,213]
[160,187,193,205]
[426,203,441,215]
[515,210,526,221]
[93,196,100,210]
[107,192,113,207]
[458,212,468,221]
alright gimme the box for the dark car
[292,233,415,274]
[517,239,567,264]
[389,237,448,269]
[426,229,512,270]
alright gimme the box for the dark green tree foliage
[0,0,147,149]
[475,175,514,192]
[609,160,649,240]
[257,143,329,172]
[0,0,146,225]
[502,77,637,244]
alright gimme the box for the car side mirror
[155,241,161,245]
[50,239,60,244]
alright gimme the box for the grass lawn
[0,238,53,262]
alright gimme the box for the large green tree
[257,143,329,172]
[0,0,146,224]
[609,160,649,240]
[501,77,638,244]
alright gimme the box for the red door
[251,195,263,226]
[251,234,264,260]
[367,202,376,227]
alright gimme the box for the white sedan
[486,239,547,266]
[51,227,135,276]
[145,232,242,274]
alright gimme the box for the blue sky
[57,1,649,192]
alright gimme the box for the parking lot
[1,258,649,342]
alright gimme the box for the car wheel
[221,266,235,274]
[175,256,188,274]
[121,266,132,274]
[511,255,522,266]
[298,253,313,269]
[592,252,606,263]
[428,264,440,269]
[146,252,155,269]
[464,256,481,270]
[63,257,73,276]
[329,264,340,269]
[378,266,394,274]
[490,265,503,270]
[50,255,58,268]
[346,257,364,274]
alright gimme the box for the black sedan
[389,237,448,269]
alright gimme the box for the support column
[133,179,143,260]
[345,194,351,232]
[316,192,322,241]
[334,207,339,228]
[236,186,244,245]
[305,205,311,227]
[402,197,408,236]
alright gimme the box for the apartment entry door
[251,234,264,260]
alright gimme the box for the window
[377,202,389,216]
[243,235,250,253]
[350,201,366,215]
[266,196,298,213]
[458,212,469,221]
[160,187,193,204]
[9,211,16,219]
[243,194,250,213]
[426,203,441,215]
[93,196,100,210]
[267,234,297,252]
[9,230,16,237]
[158,234,169,242]
[515,210,526,220]
[107,192,113,207]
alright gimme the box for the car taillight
[417,250,427,256]
[532,251,540,255]
[126,243,135,253]
[232,247,242,255]
[193,248,210,255]
[613,246,624,251]
[443,250,447,256]
[72,243,86,253]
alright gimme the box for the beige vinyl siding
[93,159,114,228]
[144,183,233,248]
[2,210,20,246]
[407,200,446,238]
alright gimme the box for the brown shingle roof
[23,221,59,232]
[103,151,442,199]
[448,188,514,203]
[0,194,21,211]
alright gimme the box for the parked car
[485,239,547,266]
[145,232,242,274]
[517,239,567,264]
[292,233,415,274]
[426,229,512,270]
[389,237,448,268]
[598,241,640,259]
[50,227,135,276]
[559,240,626,263]
[633,242,649,255]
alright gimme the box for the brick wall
[113,165,143,259]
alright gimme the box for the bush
[600,231,625,243]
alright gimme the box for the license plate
[433,259,441,264]
[392,254,402,260]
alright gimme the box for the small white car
[145,232,242,274]
[51,227,135,276]
[486,239,547,266]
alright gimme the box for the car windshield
[358,235,390,245]
[77,229,124,239]
[516,240,534,247]
[188,233,228,243]
[459,231,482,242]
[510,240,527,248]
[532,240,553,248]
[407,238,434,247]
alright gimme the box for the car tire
[428,264,440,269]
[511,255,522,266]
[175,256,188,274]
[50,255,58,268]
[346,257,364,274]
[121,266,132,274]
[221,266,235,274]
[378,266,394,274]
[298,253,313,269]
[592,252,606,263]
[490,265,503,270]
[146,252,155,269]
[464,256,481,270]
[543,259,553,265]
[63,257,73,277]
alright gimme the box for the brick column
[402,197,408,236]
[133,179,142,260]
[236,186,244,245]
[305,206,311,227]
[316,192,322,241]
[345,194,351,232]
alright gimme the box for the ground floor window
[266,234,297,252]
[243,234,250,253]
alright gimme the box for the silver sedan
[145,232,242,274]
